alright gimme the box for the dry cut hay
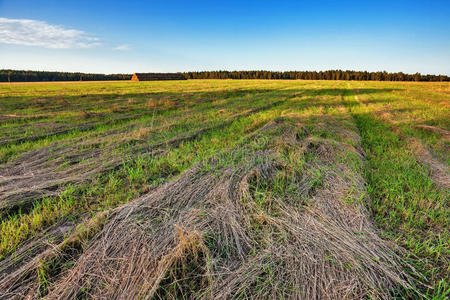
[0,121,100,146]
[0,211,110,299]
[0,143,118,217]
[0,220,75,275]
[0,99,284,217]
[22,117,421,300]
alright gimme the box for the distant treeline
[1,69,449,82]
[0,70,132,82]
[183,70,450,81]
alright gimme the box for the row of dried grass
[0,211,110,299]
[0,100,284,217]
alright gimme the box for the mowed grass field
[0,80,448,299]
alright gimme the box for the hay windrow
[8,117,420,300]
[0,211,111,299]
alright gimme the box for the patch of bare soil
[0,117,421,299]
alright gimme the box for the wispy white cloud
[113,44,131,51]
[0,18,100,49]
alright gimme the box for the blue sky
[0,0,449,74]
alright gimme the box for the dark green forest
[0,70,131,82]
[1,69,449,82]
[184,70,450,81]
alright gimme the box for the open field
[0,80,448,299]
[0,81,128,85]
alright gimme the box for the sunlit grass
[0,79,448,297]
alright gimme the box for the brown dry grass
[0,211,110,299]
[131,127,151,140]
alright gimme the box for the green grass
[0,79,448,298]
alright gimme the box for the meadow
[0,79,448,299]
